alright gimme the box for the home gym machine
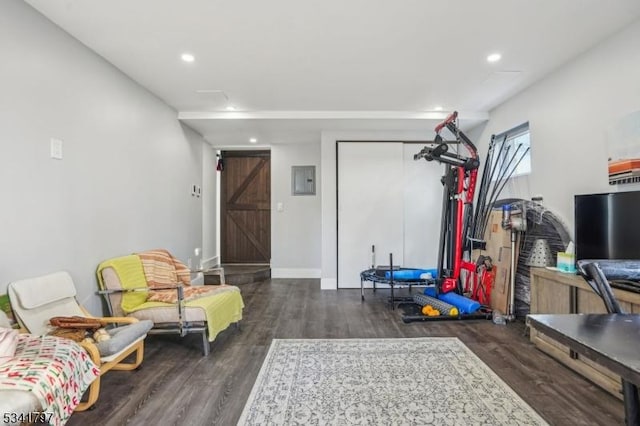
[403,111,493,322]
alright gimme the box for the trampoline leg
[391,286,395,309]
[390,253,395,310]
[361,279,364,301]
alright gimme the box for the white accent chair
[7,271,151,411]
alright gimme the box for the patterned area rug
[238,338,548,425]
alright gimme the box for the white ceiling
[26,0,640,146]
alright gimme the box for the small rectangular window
[492,122,531,180]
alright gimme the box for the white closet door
[338,142,404,288]
[403,143,444,269]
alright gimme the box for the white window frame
[492,122,531,180]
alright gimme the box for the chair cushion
[129,304,207,323]
[128,289,244,342]
[96,320,153,357]
[8,273,85,336]
[10,272,76,309]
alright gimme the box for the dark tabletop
[527,314,640,387]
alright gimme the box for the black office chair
[577,259,640,426]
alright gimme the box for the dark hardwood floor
[68,279,624,426]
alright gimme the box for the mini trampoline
[360,268,435,309]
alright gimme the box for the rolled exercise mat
[413,294,459,316]
[384,268,438,280]
[437,292,481,314]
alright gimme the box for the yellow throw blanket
[96,255,149,313]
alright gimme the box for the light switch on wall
[50,138,63,160]
[277,202,284,212]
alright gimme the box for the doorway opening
[220,150,271,265]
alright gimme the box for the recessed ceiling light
[487,53,502,63]
[434,106,444,111]
[249,138,257,144]
[181,53,195,63]
[226,106,236,111]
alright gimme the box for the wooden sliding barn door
[221,150,271,263]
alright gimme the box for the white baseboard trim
[191,272,204,285]
[271,268,321,279]
[339,283,362,289]
[201,256,219,270]
[321,278,337,290]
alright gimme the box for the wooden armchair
[7,271,152,411]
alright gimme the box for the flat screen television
[574,190,640,261]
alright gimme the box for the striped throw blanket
[137,249,220,304]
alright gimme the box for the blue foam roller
[384,268,438,280]
[437,292,481,314]
[424,286,437,297]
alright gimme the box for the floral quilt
[0,334,100,425]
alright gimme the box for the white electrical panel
[291,165,316,195]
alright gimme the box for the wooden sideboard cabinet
[529,267,640,399]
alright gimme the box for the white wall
[0,0,208,313]
[476,20,640,235]
[271,143,322,278]
[202,145,218,267]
